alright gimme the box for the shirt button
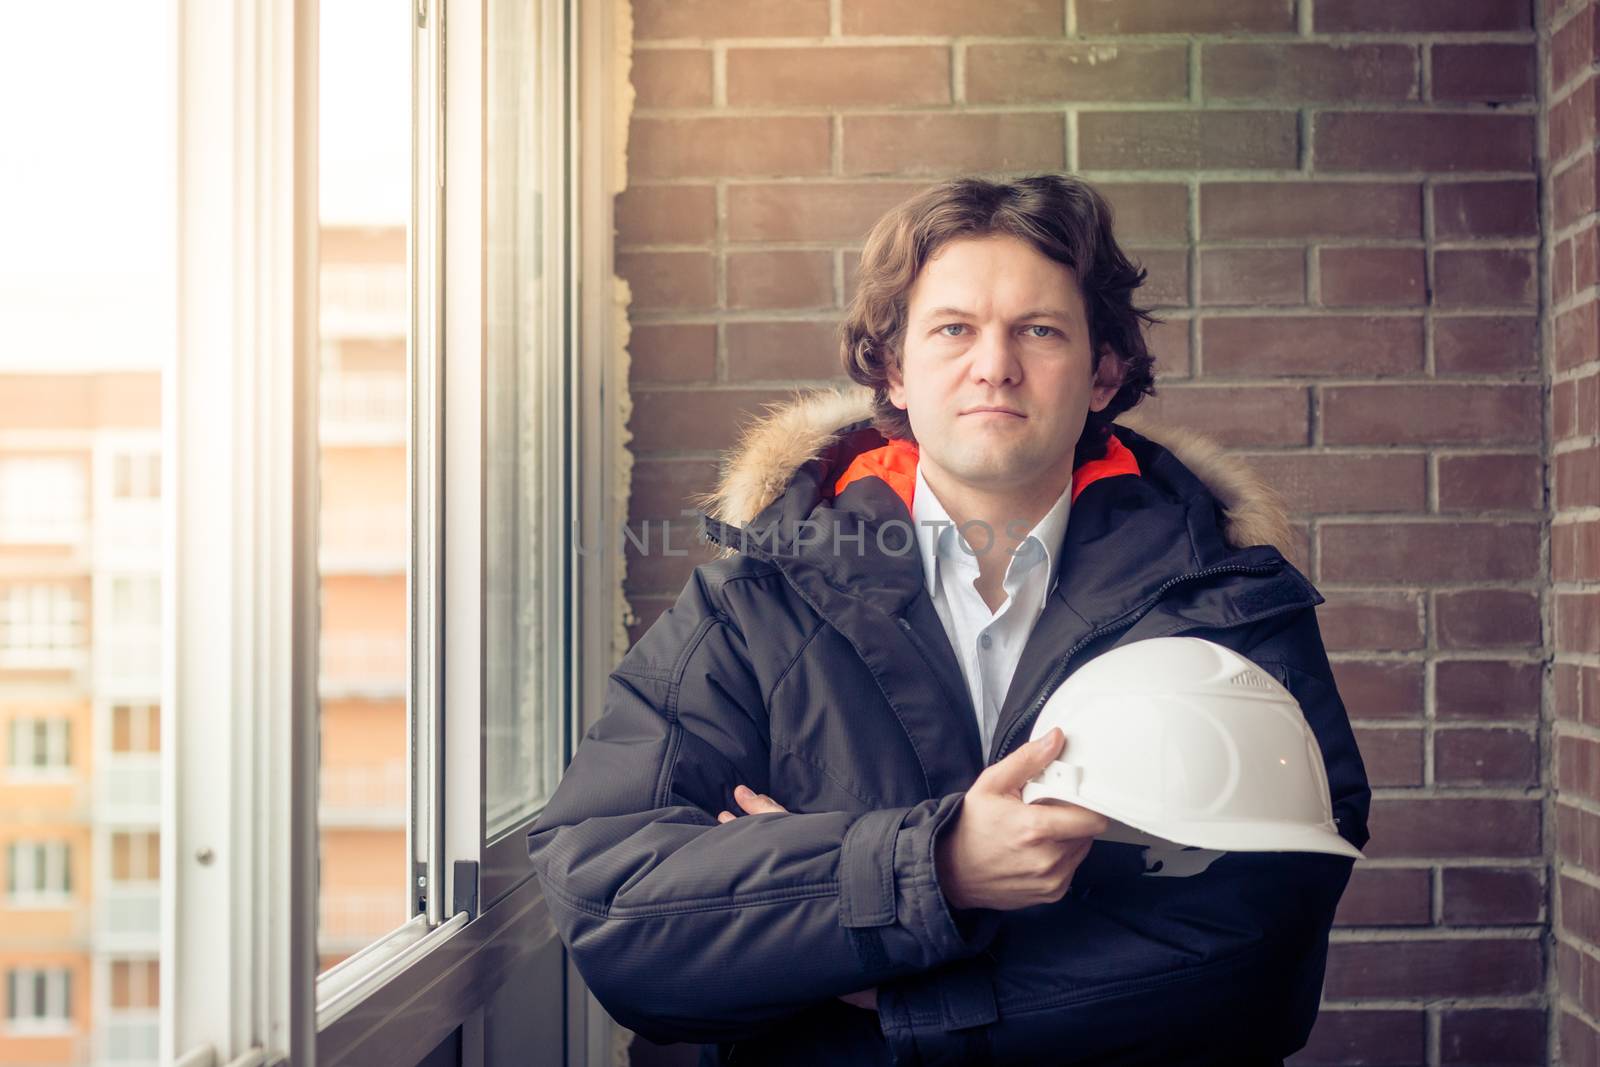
[980,633,993,649]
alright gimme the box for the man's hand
[718,785,879,1012]
[936,727,1109,912]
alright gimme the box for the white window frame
[7,716,72,777]
[6,839,74,904]
[5,967,73,1035]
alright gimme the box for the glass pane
[316,0,414,972]
[484,0,564,839]
[0,3,172,1061]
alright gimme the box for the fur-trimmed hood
[697,384,1295,560]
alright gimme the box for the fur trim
[698,385,1295,557]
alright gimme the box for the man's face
[886,233,1124,496]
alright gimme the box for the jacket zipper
[989,561,1292,765]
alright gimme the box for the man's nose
[968,328,1023,386]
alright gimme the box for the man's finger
[1028,799,1111,840]
[733,784,788,814]
[717,810,735,824]
[973,727,1065,797]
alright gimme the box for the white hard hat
[1021,636,1362,860]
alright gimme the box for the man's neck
[920,461,1072,606]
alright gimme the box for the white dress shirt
[912,463,1073,758]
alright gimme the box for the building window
[0,457,85,542]
[6,717,71,774]
[111,832,160,883]
[5,841,73,902]
[5,968,72,1031]
[109,959,159,1011]
[112,451,161,500]
[0,585,84,654]
[111,704,160,755]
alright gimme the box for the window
[7,717,71,774]
[111,452,161,501]
[0,585,84,655]
[5,968,72,1032]
[6,840,73,902]
[109,959,159,1011]
[111,703,159,754]
[0,458,86,543]
[109,832,159,884]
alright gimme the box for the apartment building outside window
[8,717,71,774]
[0,585,84,657]
[0,458,86,544]
[6,968,73,1034]
[6,841,73,903]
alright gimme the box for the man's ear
[884,349,908,410]
[1088,345,1124,413]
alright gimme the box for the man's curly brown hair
[840,174,1161,464]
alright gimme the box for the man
[528,174,1371,1065]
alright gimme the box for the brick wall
[1549,0,1600,1062]
[618,2,1549,1063]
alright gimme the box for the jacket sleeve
[526,565,1003,1046]
[873,605,1373,1066]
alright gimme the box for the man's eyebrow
[919,305,1077,325]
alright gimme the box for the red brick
[1556,592,1600,654]
[1556,735,1600,796]
[1197,250,1304,306]
[842,0,1061,35]
[1326,938,1541,998]
[1581,373,1600,436]
[726,183,923,243]
[1437,453,1543,513]
[1556,152,1599,230]
[724,321,842,381]
[631,49,712,109]
[1549,80,1597,163]
[627,459,718,526]
[630,116,831,179]
[727,47,950,108]
[1554,2,1596,89]
[1556,301,1599,372]
[1576,229,1598,294]
[1433,249,1538,308]
[1557,380,1579,442]
[1557,447,1600,509]
[1435,589,1541,650]
[617,251,716,312]
[627,388,793,453]
[617,185,717,246]
[1557,800,1600,869]
[842,113,1065,177]
[1365,798,1542,859]
[1331,659,1424,719]
[1241,452,1426,515]
[1431,43,1537,103]
[1335,866,1432,926]
[1202,315,1423,377]
[1080,110,1298,170]
[1435,727,1540,787]
[1556,663,1582,724]
[1146,316,1192,378]
[1562,874,1600,944]
[1434,315,1538,375]
[1320,522,1541,583]
[1317,591,1424,651]
[967,44,1187,104]
[1101,183,1191,241]
[1201,182,1421,239]
[1436,660,1542,721]
[1356,726,1424,786]
[1314,112,1534,173]
[1314,0,1532,31]
[1558,237,1578,305]
[1440,1007,1546,1066]
[629,323,717,384]
[1554,520,1600,583]
[1559,1011,1600,1067]
[1291,1009,1425,1067]
[1319,248,1426,307]
[1320,384,1541,446]
[1127,385,1309,446]
[1130,247,1190,307]
[1204,43,1418,102]
[726,251,833,311]
[1078,0,1296,33]
[633,0,828,38]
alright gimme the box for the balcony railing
[319,372,407,443]
[319,632,406,697]
[320,761,406,826]
[98,885,160,949]
[97,759,161,824]
[0,515,88,546]
[97,631,161,688]
[101,1015,159,1063]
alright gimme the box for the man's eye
[1024,325,1057,338]
[939,323,967,337]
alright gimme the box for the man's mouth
[960,406,1026,417]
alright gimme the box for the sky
[0,0,408,374]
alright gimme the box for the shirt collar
[911,462,1073,596]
